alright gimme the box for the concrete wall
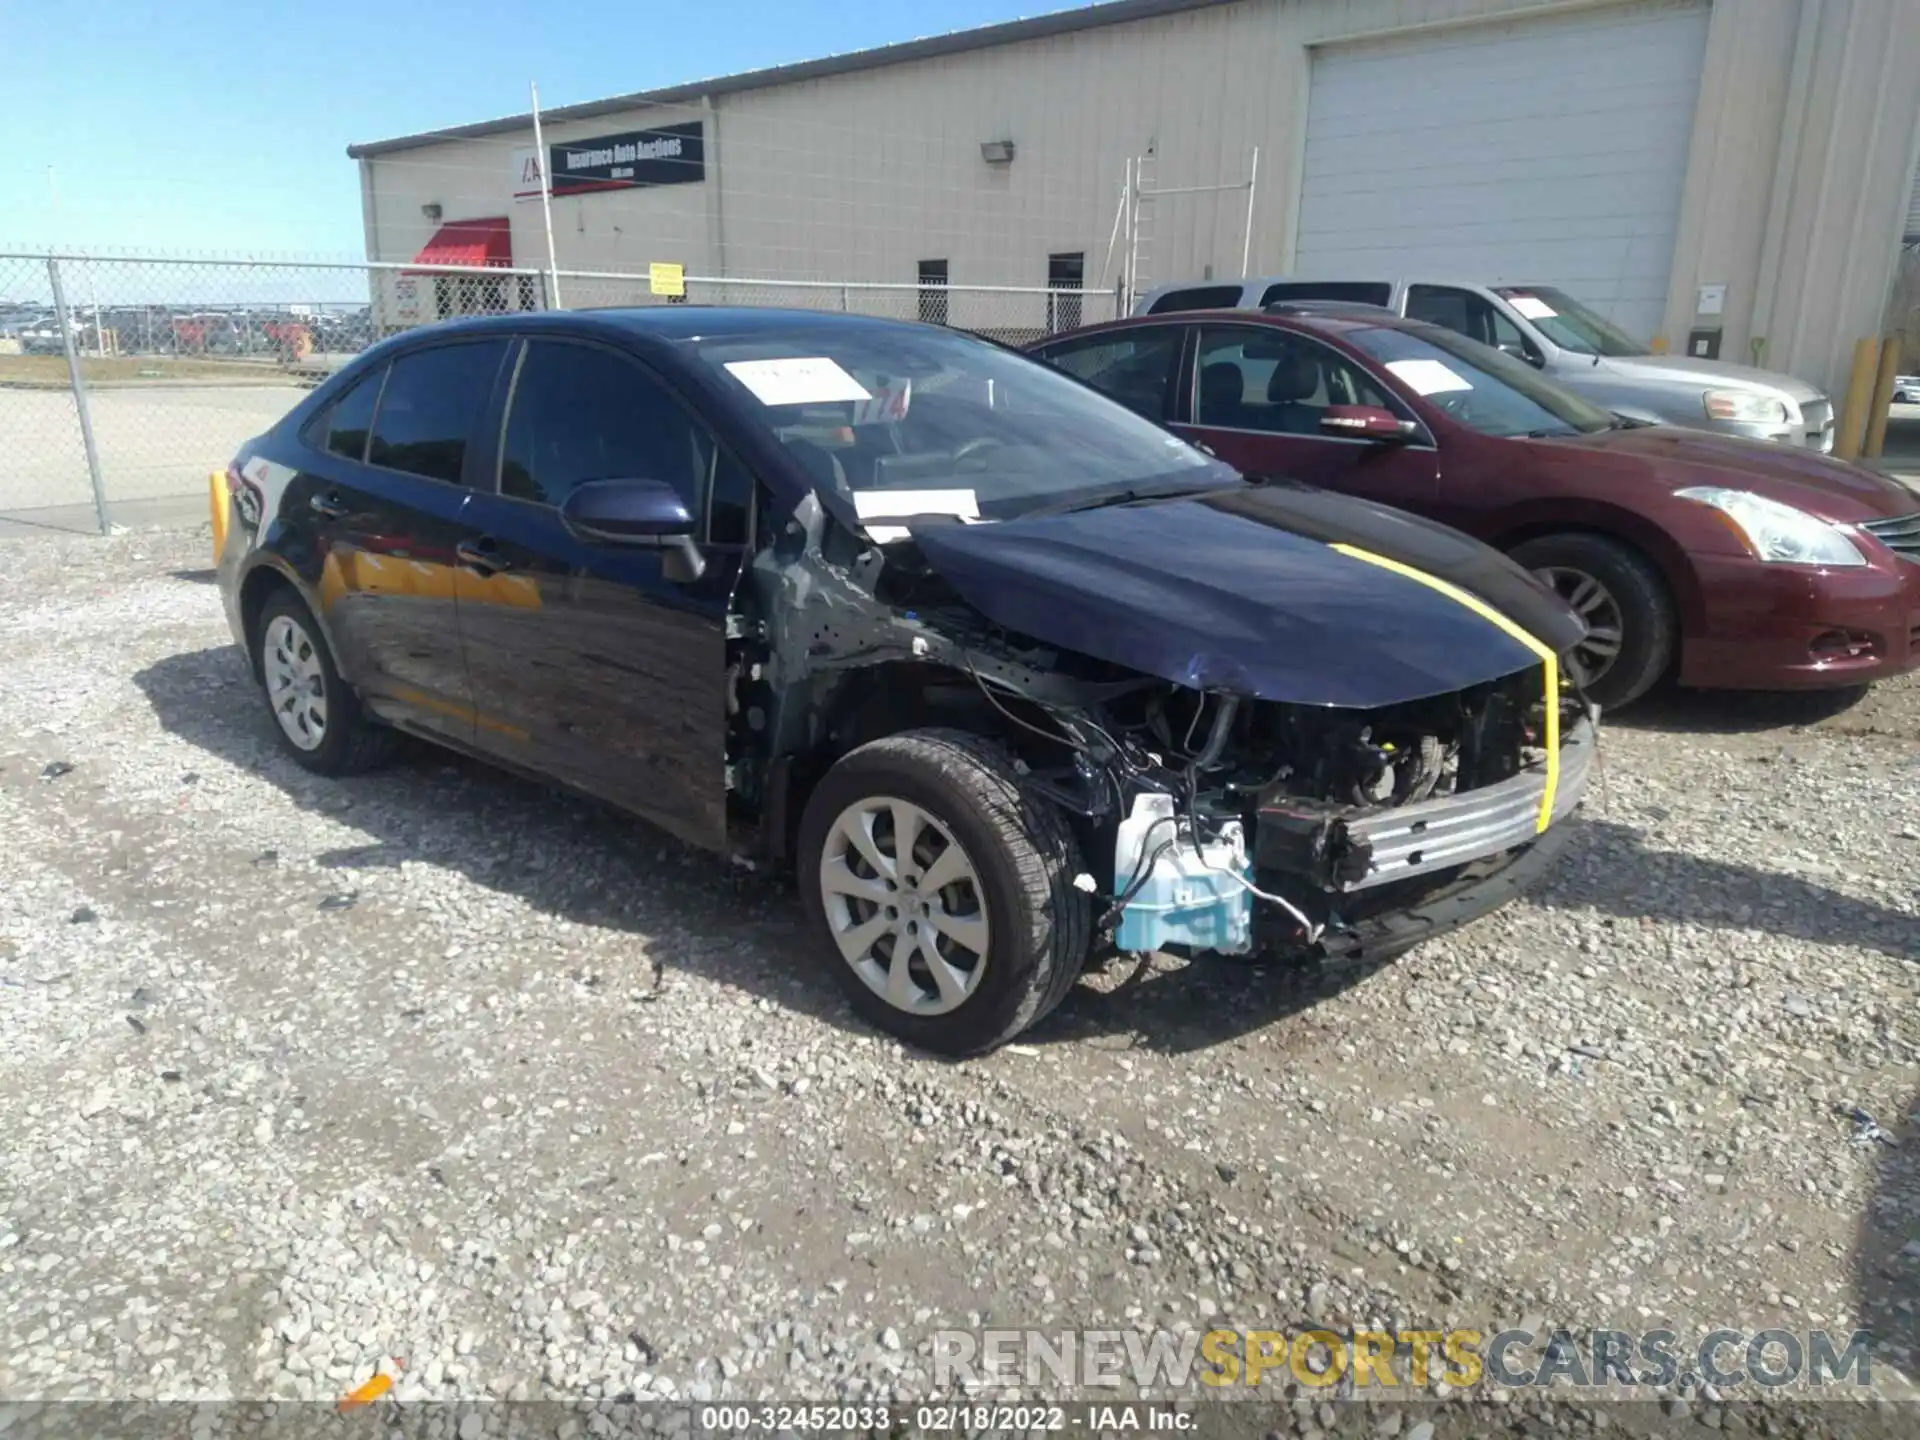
[1663,0,1920,394]
[358,0,1920,394]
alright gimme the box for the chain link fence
[0,251,1118,534]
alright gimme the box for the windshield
[1491,285,1649,358]
[685,323,1234,518]
[1345,323,1617,438]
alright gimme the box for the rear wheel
[252,590,393,775]
[1509,533,1674,711]
[797,729,1091,1056]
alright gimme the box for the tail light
[229,460,263,529]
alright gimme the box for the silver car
[1134,277,1836,451]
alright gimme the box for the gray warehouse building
[349,0,1920,396]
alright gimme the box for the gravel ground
[1,529,1917,1433]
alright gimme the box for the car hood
[907,481,1584,709]
[1547,426,1919,523]
[1594,353,1825,404]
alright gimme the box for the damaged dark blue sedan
[217,308,1597,1054]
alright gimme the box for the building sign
[511,149,547,204]
[549,122,704,196]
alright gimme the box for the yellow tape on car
[1329,542,1561,833]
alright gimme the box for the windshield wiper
[1021,477,1242,520]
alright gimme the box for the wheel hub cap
[263,614,328,751]
[818,797,990,1017]
[1535,565,1624,688]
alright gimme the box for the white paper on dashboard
[852,488,980,544]
[723,356,871,406]
[1386,358,1474,396]
[1507,295,1557,320]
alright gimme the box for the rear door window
[1145,285,1246,315]
[1257,281,1392,307]
[305,366,384,463]
[367,340,511,484]
[1035,328,1184,421]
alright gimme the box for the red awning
[409,217,512,269]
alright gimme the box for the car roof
[1045,309,1418,344]
[1142,276,1559,301]
[414,306,955,344]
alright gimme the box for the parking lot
[0,382,307,535]
[0,527,1915,1422]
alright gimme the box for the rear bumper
[1678,554,1920,690]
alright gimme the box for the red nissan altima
[1030,306,1920,710]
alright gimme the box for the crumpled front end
[727,484,1596,968]
[1092,666,1595,962]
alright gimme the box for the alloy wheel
[817,796,990,1016]
[1535,564,1626,690]
[263,613,329,751]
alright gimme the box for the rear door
[298,338,510,744]
[1176,323,1440,510]
[453,336,744,852]
[1031,325,1187,422]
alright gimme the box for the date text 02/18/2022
[695,1403,1198,1432]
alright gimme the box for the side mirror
[1320,405,1418,442]
[560,478,705,581]
[1499,341,1546,369]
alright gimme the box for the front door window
[1192,327,1403,436]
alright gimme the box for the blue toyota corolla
[217,307,1595,1054]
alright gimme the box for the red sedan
[1030,306,1920,709]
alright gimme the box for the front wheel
[1509,533,1675,711]
[797,729,1091,1056]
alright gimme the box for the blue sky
[0,0,1053,257]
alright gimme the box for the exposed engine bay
[724,487,1596,962]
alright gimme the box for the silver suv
[1135,277,1835,451]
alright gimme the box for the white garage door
[1294,1,1710,342]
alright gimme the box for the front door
[298,338,511,745]
[1177,324,1440,514]
[453,337,745,852]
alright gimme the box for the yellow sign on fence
[649,262,685,298]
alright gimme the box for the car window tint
[367,341,508,484]
[1404,286,1481,338]
[1038,329,1182,420]
[501,339,709,512]
[1146,285,1245,314]
[705,446,756,546]
[1194,327,1402,435]
[1257,281,1392,307]
[309,366,383,463]
[1487,308,1530,351]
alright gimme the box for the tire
[1509,532,1675,711]
[797,728,1092,1056]
[252,589,394,775]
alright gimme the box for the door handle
[456,537,511,575]
[309,491,349,519]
